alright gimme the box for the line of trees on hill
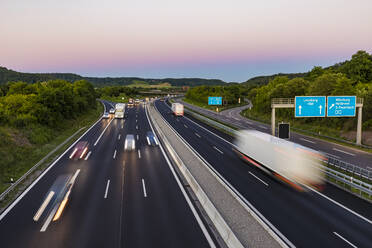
[247,50,372,130]
[185,84,253,106]
[0,80,96,133]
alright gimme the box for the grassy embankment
[183,97,245,112]
[0,102,103,205]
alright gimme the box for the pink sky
[1,0,371,81]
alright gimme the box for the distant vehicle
[234,130,325,191]
[171,103,184,116]
[109,108,115,114]
[69,141,89,159]
[115,103,125,118]
[128,98,134,107]
[124,134,136,151]
[145,97,149,102]
[135,99,140,105]
[102,112,110,119]
[146,131,158,146]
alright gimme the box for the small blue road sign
[295,96,326,117]
[327,96,356,117]
[208,97,222,105]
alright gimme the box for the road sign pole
[357,106,362,145]
[271,107,275,136]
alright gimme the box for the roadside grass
[126,81,171,88]
[0,102,103,210]
[183,97,245,112]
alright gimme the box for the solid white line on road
[104,180,110,199]
[33,191,55,221]
[306,186,372,224]
[118,134,121,140]
[148,101,216,248]
[137,134,139,141]
[249,172,269,186]
[332,148,355,156]
[195,133,201,138]
[138,150,141,159]
[213,146,224,154]
[142,179,147,197]
[184,124,188,128]
[300,138,316,144]
[94,118,114,146]
[113,150,117,159]
[259,125,268,129]
[84,151,92,160]
[333,232,357,248]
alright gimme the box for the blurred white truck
[234,130,325,191]
[115,103,125,119]
[171,103,184,116]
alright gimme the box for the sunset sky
[1,0,371,82]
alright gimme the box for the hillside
[0,67,226,87]
[243,72,307,86]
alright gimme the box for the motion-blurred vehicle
[124,134,136,151]
[234,130,325,191]
[69,141,89,159]
[109,108,115,114]
[146,131,159,146]
[171,103,184,116]
[102,112,110,119]
[115,103,125,119]
[128,98,134,107]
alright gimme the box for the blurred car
[109,108,115,114]
[69,141,89,159]
[102,112,110,119]
[124,134,136,151]
[146,131,158,146]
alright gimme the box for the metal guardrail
[184,108,237,134]
[0,127,86,202]
[319,164,372,198]
[271,98,295,105]
[184,106,372,199]
[327,157,372,180]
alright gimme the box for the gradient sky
[1,0,372,82]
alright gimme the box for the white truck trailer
[234,130,325,191]
[171,103,184,116]
[114,103,125,119]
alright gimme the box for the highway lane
[177,99,372,169]
[156,100,372,248]
[0,100,213,248]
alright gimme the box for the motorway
[155,99,372,248]
[0,100,214,248]
[178,99,372,169]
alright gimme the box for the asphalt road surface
[178,99,372,169]
[0,100,214,248]
[156,99,372,248]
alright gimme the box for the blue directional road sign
[208,97,222,105]
[327,96,356,117]
[295,96,326,117]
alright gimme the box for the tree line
[247,50,372,129]
[0,80,96,130]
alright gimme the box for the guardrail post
[271,107,275,136]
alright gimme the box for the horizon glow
[1,0,372,82]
